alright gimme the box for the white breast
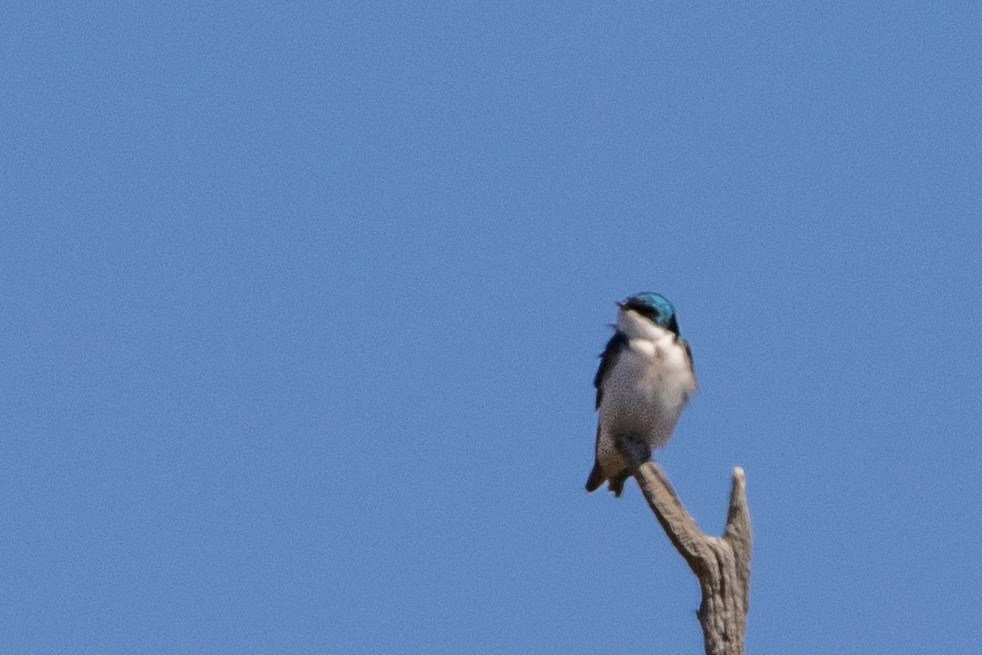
[597,317,696,473]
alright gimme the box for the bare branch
[628,461,752,655]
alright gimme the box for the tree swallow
[585,292,697,497]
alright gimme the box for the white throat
[617,308,670,340]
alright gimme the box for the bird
[585,292,697,497]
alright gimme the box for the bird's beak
[615,301,626,309]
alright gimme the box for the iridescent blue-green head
[618,292,680,335]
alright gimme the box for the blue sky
[3,3,981,653]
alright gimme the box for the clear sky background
[3,3,981,654]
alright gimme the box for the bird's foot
[614,433,651,469]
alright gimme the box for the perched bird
[585,292,697,497]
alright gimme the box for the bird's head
[617,292,680,335]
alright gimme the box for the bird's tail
[585,462,605,493]
[586,462,629,497]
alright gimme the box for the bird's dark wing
[681,337,698,393]
[682,338,695,375]
[593,331,627,409]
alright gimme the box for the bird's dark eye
[625,300,658,322]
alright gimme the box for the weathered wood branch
[631,462,751,655]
